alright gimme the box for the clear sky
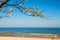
[0,0,60,28]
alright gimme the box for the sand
[0,36,60,40]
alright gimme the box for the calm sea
[0,28,60,34]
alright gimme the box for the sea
[0,28,60,38]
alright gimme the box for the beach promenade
[0,36,60,40]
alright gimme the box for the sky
[0,0,60,28]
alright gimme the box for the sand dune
[0,36,60,40]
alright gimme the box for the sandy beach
[0,36,60,40]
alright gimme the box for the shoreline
[0,33,60,38]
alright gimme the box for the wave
[0,32,60,38]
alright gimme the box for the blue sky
[0,0,60,28]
